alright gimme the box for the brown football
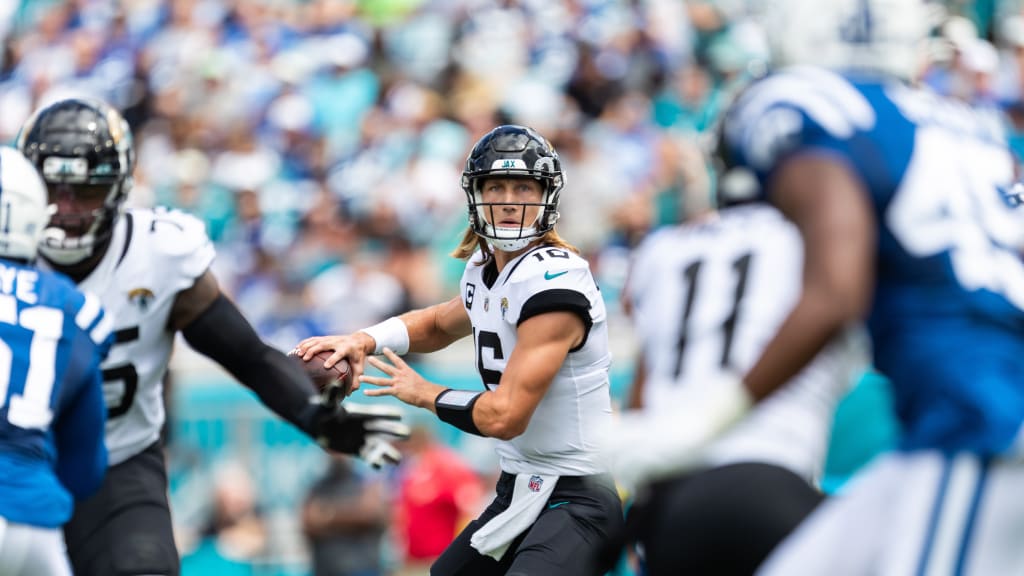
[288,350,352,404]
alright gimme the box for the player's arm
[302,295,472,357]
[171,270,317,432]
[361,309,584,441]
[403,296,473,352]
[172,269,407,463]
[295,295,471,388]
[469,311,584,439]
[743,155,876,400]
[54,355,108,499]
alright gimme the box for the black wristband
[435,389,485,436]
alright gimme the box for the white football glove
[601,372,753,492]
[360,433,404,469]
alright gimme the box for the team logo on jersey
[128,287,155,312]
[465,283,475,309]
[484,297,490,312]
[528,475,544,492]
[500,297,508,320]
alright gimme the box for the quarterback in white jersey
[622,202,868,575]
[460,244,611,476]
[297,125,622,576]
[19,98,408,576]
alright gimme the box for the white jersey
[73,208,214,465]
[629,204,868,480]
[460,246,613,476]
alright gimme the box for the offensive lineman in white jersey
[296,125,623,576]
[17,98,408,576]
[618,187,868,574]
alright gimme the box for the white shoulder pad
[504,246,603,324]
[131,208,216,283]
[459,250,489,289]
[727,67,876,171]
[468,249,488,267]
[506,246,590,284]
[733,67,875,137]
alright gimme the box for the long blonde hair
[450,227,579,263]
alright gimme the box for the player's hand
[294,333,374,393]
[360,348,447,410]
[601,372,753,492]
[312,402,410,468]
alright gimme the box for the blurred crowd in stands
[0,0,759,351]
[3,0,1024,573]
[5,0,1022,346]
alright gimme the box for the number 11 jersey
[629,205,868,481]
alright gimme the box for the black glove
[311,403,410,468]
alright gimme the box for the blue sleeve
[54,338,108,500]
[722,69,881,193]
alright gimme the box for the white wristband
[359,317,410,355]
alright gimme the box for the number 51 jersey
[71,208,215,465]
[460,246,613,476]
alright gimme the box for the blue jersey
[0,259,111,527]
[722,66,1024,454]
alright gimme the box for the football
[288,350,353,405]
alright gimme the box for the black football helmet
[17,98,134,266]
[460,125,564,251]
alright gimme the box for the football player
[0,146,111,575]
[608,0,1024,574]
[17,97,409,576]
[618,180,868,574]
[295,125,623,576]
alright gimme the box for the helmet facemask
[466,175,561,252]
[40,178,130,265]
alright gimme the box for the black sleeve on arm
[182,294,318,436]
[517,289,593,352]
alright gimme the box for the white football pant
[0,517,71,576]
[758,451,1024,575]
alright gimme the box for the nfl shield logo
[528,475,543,492]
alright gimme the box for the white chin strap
[39,227,96,265]
[485,227,538,252]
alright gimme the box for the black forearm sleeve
[182,295,318,435]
